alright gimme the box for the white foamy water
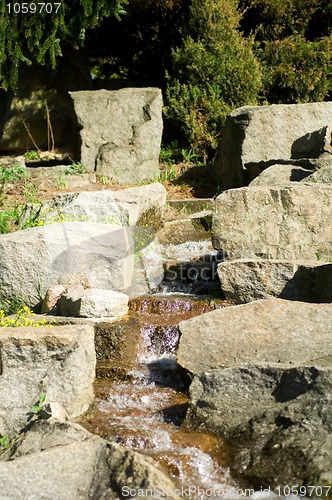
[162,240,218,262]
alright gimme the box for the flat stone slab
[0,325,95,434]
[217,259,332,303]
[177,299,332,376]
[158,211,212,245]
[23,183,166,229]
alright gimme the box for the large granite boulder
[177,299,332,376]
[216,102,332,190]
[186,363,332,435]
[70,88,163,184]
[0,325,95,435]
[230,370,332,488]
[217,259,332,303]
[212,184,332,261]
[0,419,179,499]
[0,222,134,307]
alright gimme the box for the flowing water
[80,242,244,498]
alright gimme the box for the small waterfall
[80,240,241,497]
[159,241,225,296]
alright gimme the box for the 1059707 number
[6,3,61,14]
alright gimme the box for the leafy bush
[258,35,332,104]
[239,0,332,104]
[165,0,262,160]
[239,0,322,40]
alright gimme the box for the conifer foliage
[0,0,127,89]
[165,0,262,160]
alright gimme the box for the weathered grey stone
[216,102,332,189]
[41,284,66,314]
[212,184,332,261]
[249,164,312,186]
[22,183,166,230]
[0,419,179,499]
[217,259,332,303]
[302,164,332,184]
[229,382,332,488]
[177,299,332,376]
[0,325,95,435]
[107,439,179,498]
[0,222,134,307]
[70,88,163,184]
[186,365,332,487]
[158,211,212,246]
[58,287,129,319]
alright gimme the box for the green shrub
[239,0,322,41]
[165,0,262,160]
[258,35,332,103]
[239,0,332,104]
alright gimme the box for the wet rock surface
[158,210,212,246]
[80,291,238,496]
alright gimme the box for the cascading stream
[81,242,243,498]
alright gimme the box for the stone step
[167,198,213,215]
